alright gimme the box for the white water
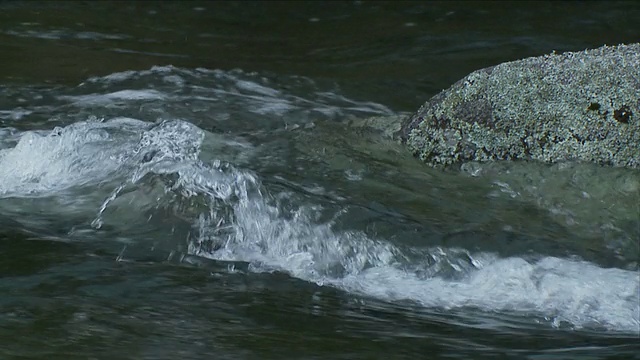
[189,170,640,333]
[1,68,638,335]
[0,117,148,197]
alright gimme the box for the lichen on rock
[400,43,640,168]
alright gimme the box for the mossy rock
[400,44,640,168]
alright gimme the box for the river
[0,1,639,359]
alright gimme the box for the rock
[400,43,640,168]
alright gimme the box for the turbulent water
[1,2,639,359]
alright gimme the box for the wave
[184,161,639,333]
[0,68,637,334]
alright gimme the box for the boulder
[400,44,640,168]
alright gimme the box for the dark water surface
[1,2,639,359]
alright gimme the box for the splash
[0,117,149,197]
[103,132,636,333]
[189,179,640,332]
[42,115,630,334]
[1,67,637,335]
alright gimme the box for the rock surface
[400,44,640,168]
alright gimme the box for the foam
[183,165,639,333]
[0,120,130,196]
[336,256,639,331]
[0,117,205,197]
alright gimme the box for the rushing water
[1,2,639,359]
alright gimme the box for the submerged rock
[400,43,640,168]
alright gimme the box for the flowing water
[0,2,639,359]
